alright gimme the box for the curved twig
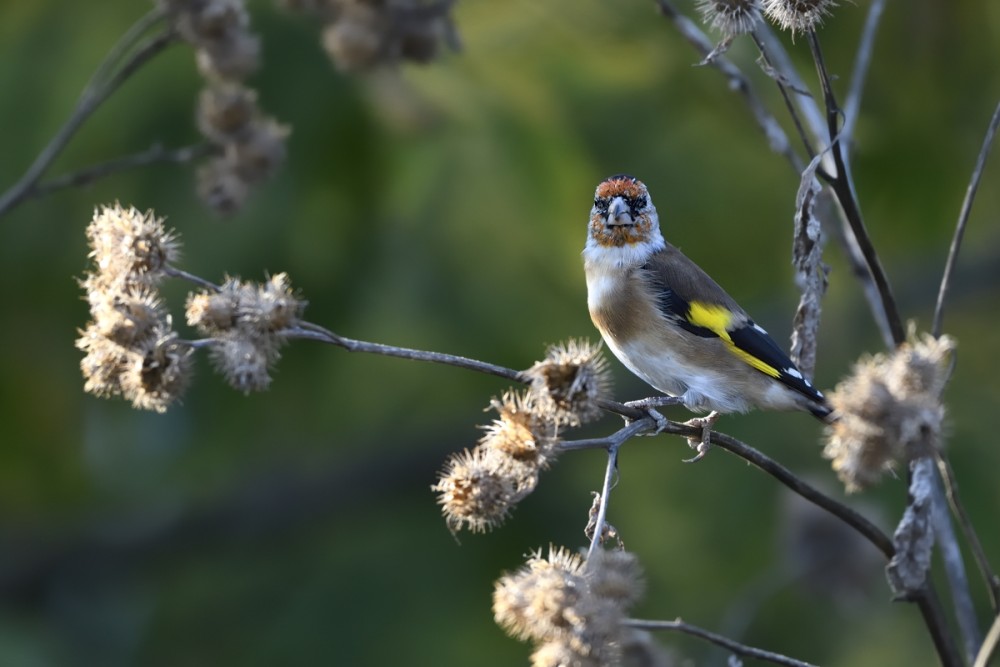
[625,618,818,667]
[974,612,1000,667]
[932,99,1000,338]
[0,26,179,217]
[585,445,620,561]
[841,0,886,146]
[653,0,802,172]
[936,453,1000,613]
[581,399,896,558]
[28,143,216,201]
[807,30,905,346]
[285,324,524,383]
[750,30,816,164]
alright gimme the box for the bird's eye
[594,198,608,212]
[626,195,646,212]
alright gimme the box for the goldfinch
[583,174,831,444]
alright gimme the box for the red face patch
[596,177,645,200]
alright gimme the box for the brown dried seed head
[480,391,554,467]
[86,203,180,286]
[121,334,193,413]
[822,333,950,492]
[186,281,241,334]
[586,549,645,610]
[697,0,762,36]
[763,0,837,35]
[493,546,587,642]
[524,339,611,427]
[432,448,516,534]
[226,118,290,185]
[209,336,274,394]
[322,4,386,72]
[197,156,251,215]
[197,83,258,143]
[77,325,137,398]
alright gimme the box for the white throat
[582,228,665,273]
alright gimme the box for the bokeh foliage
[0,0,998,665]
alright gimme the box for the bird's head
[586,174,664,257]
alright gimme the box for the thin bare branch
[284,323,524,383]
[914,584,965,667]
[653,0,803,172]
[807,30,905,346]
[932,99,1000,338]
[27,143,215,201]
[165,265,225,292]
[625,618,818,667]
[709,427,894,557]
[974,613,1000,667]
[841,0,886,146]
[0,27,179,217]
[937,453,1000,613]
[585,445,620,560]
[750,30,817,163]
[826,204,896,348]
[931,466,982,662]
[752,24,828,155]
[87,7,169,93]
[559,420,649,452]
[587,399,897,558]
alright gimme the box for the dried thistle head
[186,278,242,334]
[77,326,138,398]
[196,30,261,81]
[196,156,251,214]
[481,391,557,467]
[886,329,955,400]
[85,283,168,348]
[494,546,637,663]
[195,109,289,215]
[188,274,304,394]
[762,0,837,35]
[529,640,601,667]
[697,0,762,36]
[166,0,261,81]
[242,273,306,332]
[208,336,275,394]
[320,0,458,71]
[585,548,645,610]
[823,331,953,492]
[322,3,386,72]
[523,339,611,427]
[493,546,587,643]
[121,334,194,413]
[225,118,291,185]
[197,83,258,143]
[86,203,179,286]
[432,448,517,534]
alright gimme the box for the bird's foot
[682,411,719,463]
[623,397,682,435]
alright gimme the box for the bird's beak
[607,197,632,226]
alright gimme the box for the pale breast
[585,260,803,414]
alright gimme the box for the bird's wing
[639,245,826,406]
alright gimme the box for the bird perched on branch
[582,174,831,459]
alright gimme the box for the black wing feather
[729,322,826,406]
[639,252,828,414]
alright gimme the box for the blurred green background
[0,1,998,665]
